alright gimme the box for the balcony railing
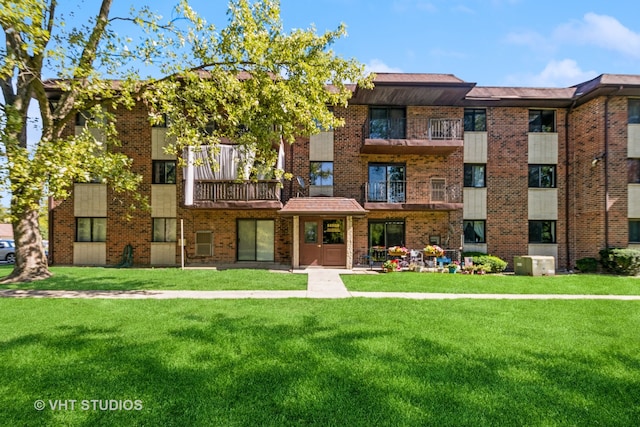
[194,180,281,202]
[364,181,461,204]
[363,117,463,140]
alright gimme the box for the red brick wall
[485,107,530,264]
[568,96,629,266]
[49,89,633,271]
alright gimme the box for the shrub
[462,252,508,273]
[576,257,598,273]
[599,248,640,276]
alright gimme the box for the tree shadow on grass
[1,301,639,426]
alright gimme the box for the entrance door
[300,219,323,266]
[300,218,346,266]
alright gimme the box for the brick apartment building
[48,73,640,271]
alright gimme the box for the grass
[342,271,640,295]
[0,266,307,291]
[1,298,639,426]
[0,265,639,295]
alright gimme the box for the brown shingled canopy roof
[279,197,367,216]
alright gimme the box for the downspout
[565,101,575,270]
[604,97,610,248]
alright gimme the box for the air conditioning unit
[514,256,555,276]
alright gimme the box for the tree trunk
[1,207,51,283]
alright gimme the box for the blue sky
[5,0,640,206]
[182,0,640,87]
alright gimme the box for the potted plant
[447,261,460,274]
[382,259,399,272]
[424,245,444,257]
[388,246,408,257]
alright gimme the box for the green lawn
[342,271,640,295]
[1,265,639,295]
[0,266,307,291]
[1,298,639,426]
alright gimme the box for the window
[310,162,334,187]
[76,218,106,242]
[629,159,640,184]
[529,165,556,188]
[153,218,176,242]
[369,220,405,248]
[529,110,555,132]
[368,163,405,202]
[195,231,213,256]
[464,220,486,243]
[431,178,447,202]
[153,161,176,184]
[369,107,406,139]
[630,221,640,243]
[464,164,486,187]
[237,219,274,261]
[323,219,344,244]
[464,108,486,131]
[629,99,640,124]
[529,221,556,243]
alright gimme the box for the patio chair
[409,249,424,266]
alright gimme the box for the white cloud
[505,59,597,87]
[554,13,640,59]
[365,59,403,74]
[453,5,474,14]
[504,29,548,50]
[416,2,437,13]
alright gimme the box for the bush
[462,252,508,273]
[576,257,598,273]
[599,248,640,276]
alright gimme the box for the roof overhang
[350,73,476,106]
[279,197,367,217]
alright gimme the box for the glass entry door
[368,164,405,203]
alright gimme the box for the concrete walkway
[1,268,640,300]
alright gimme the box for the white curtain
[186,145,256,180]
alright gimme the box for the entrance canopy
[279,197,367,217]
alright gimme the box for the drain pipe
[565,101,575,270]
[604,97,610,248]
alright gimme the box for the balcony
[189,180,282,209]
[362,117,463,155]
[363,180,462,211]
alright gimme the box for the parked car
[0,239,15,263]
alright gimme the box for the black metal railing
[364,181,461,203]
[363,117,463,140]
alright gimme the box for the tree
[0,0,371,282]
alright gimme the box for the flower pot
[448,267,457,274]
